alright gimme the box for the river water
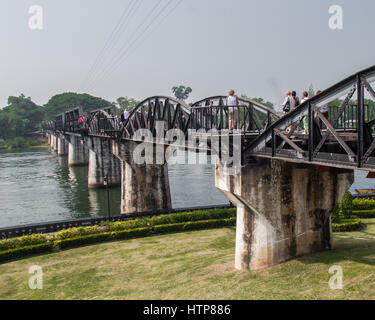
[0,149,228,227]
[0,148,374,228]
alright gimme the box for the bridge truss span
[191,95,281,134]
[244,65,375,171]
[120,96,192,140]
[88,109,120,138]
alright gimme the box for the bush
[54,218,236,250]
[352,199,375,211]
[54,233,112,250]
[352,210,375,218]
[0,243,53,263]
[106,208,236,231]
[332,217,362,232]
[0,234,48,251]
[341,191,354,218]
[55,208,236,240]
[332,192,354,221]
[55,226,104,240]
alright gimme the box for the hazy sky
[0,0,374,108]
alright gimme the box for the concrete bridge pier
[86,137,121,189]
[67,135,89,167]
[215,159,354,270]
[113,141,172,214]
[50,134,58,152]
[57,136,68,156]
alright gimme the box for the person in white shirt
[282,91,296,132]
[282,91,296,114]
[226,89,239,132]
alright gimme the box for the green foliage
[55,226,104,240]
[54,233,113,250]
[0,234,48,251]
[332,217,362,232]
[54,218,236,250]
[56,208,236,240]
[240,95,274,109]
[0,209,236,263]
[341,192,354,218]
[0,137,44,150]
[116,97,140,113]
[352,210,375,218]
[331,205,341,223]
[0,243,53,263]
[0,94,44,139]
[172,86,192,101]
[43,93,111,120]
[352,199,375,211]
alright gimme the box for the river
[0,148,374,228]
[0,148,228,227]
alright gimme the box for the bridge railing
[329,104,372,131]
[64,107,84,133]
[43,121,56,132]
[55,114,65,132]
[190,105,272,133]
[243,65,375,170]
[191,96,280,134]
[87,110,121,138]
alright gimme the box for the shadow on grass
[295,226,375,267]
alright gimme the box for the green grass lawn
[1,219,375,300]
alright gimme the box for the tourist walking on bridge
[227,89,239,132]
[282,91,296,114]
[282,91,296,132]
[292,91,300,108]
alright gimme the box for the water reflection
[0,149,227,227]
[53,155,121,219]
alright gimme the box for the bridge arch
[120,96,192,139]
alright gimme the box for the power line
[87,0,145,87]
[82,0,143,91]
[117,0,184,68]
[79,0,135,90]
[79,0,140,91]
[87,0,177,90]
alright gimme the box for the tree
[43,93,112,120]
[172,86,192,101]
[240,94,274,109]
[115,96,140,113]
[340,191,354,219]
[308,84,315,98]
[0,94,44,139]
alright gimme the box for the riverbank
[0,137,48,151]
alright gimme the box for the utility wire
[110,0,184,76]
[80,0,140,91]
[87,0,177,90]
[84,0,144,90]
[117,0,184,68]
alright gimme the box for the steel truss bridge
[44,65,375,172]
